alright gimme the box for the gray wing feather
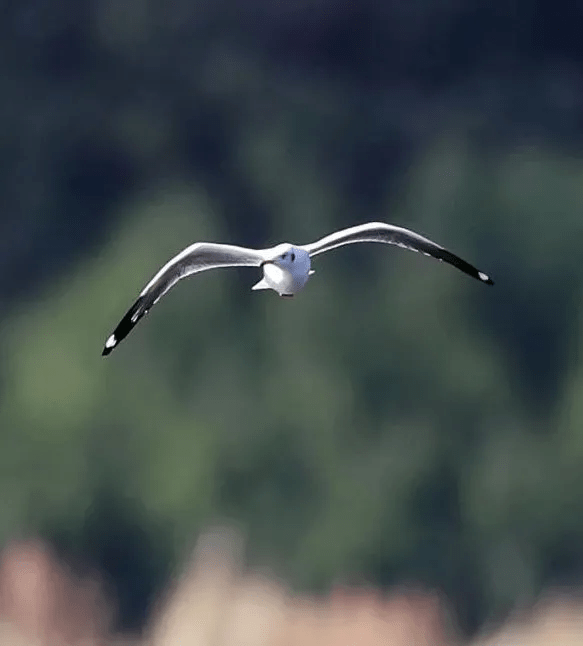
[140,242,267,304]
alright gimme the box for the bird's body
[251,244,312,296]
[102,222,493,355]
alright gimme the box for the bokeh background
[2,0,583,642]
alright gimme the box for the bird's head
[271,244,311,276]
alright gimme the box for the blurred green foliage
[1,0,583,636]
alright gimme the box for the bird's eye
[291,252,295,261]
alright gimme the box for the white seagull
[102,221,493,355]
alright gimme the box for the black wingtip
[102,334,117,356]
[101,294,150,357]
[478,271,494,286]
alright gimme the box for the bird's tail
[102,294,151,356]
[251,277,271,291]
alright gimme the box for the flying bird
[102,221,493,355]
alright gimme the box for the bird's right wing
[102,243,267,355]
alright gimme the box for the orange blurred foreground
[0,539,113,646]
[1,528,583,646]
[148,528,448,646]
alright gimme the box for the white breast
[263,263,296,295]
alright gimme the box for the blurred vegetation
[1,0,583,636]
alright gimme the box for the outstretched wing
[305,222,493,285]
[102,242,267,355]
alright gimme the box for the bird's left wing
[304,222,494,285]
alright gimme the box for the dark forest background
[2,0,583,636]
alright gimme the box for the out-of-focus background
[2,0,583,643]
